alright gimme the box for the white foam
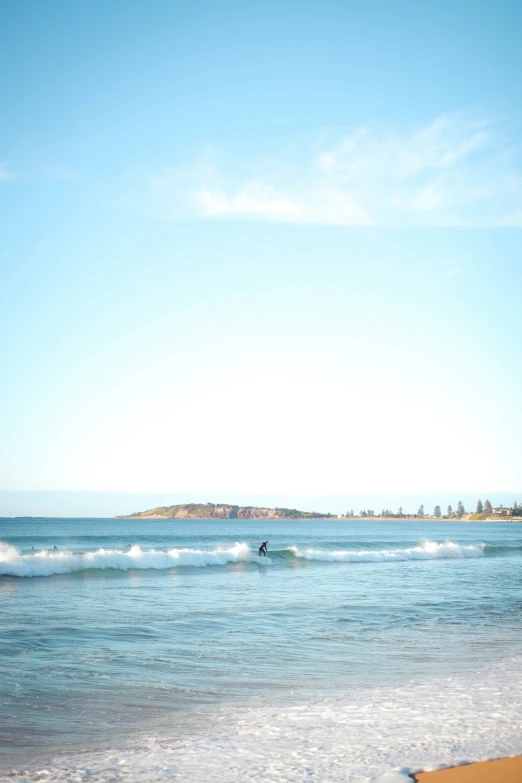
[0,541,251,577]
[290,539,485,562]
[0,540,486,577]
[3,656,522,782]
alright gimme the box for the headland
[117,502,335,519]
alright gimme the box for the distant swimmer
[258,541,268,557]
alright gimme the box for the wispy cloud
[43,163,82,182]
[0,163,17,182]
[502,210,522,227]
[0,160,83,185]
[147,114,522,226]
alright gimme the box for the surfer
[258,541,268,557]
[53,544,58,550]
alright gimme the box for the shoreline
[412,755,522,782]
[5,657,522,783]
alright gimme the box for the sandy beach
[413,755,522,782]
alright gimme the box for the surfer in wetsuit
[258,541,268,556]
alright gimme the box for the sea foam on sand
[3,656,522,783]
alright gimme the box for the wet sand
[412,756,522,782]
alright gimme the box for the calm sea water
[1,518,522,782]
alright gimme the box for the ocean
[1,518,522,782]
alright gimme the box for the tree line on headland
[348,499,522,520]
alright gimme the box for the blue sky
[1,1,521,515]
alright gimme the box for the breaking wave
[0,539,492,577]
[0,541,251,577]
[288,539,486,562]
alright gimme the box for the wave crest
[0,542,251,577]
[0,539,488,577]
[289,540,485,562]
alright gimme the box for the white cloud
[191,181,371,224]
[194,184,307,219]
[148,114,522,226]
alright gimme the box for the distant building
[492,507,512,516]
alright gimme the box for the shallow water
[1,518,522,780]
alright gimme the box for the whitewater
[0,539,487,577]
[1,517,522,780]
[3,655,522,783]
[0,541,252,577]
